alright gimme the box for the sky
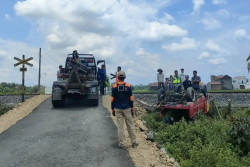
[0,0,250,86]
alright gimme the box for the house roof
[148,82,158,86]
[211,82,222,85]
[216,75,231,79]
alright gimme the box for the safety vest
[173,75,181,85]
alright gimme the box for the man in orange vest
[115,66,121,83]
[111,71,138,149]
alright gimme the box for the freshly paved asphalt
[0,97,135,167]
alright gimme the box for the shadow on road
[50,97,101,110]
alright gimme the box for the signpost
[14,55,33,102]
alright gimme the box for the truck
[157,85,209,123]
[51,51,105,107]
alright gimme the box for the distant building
[148,82,159,91]
[232,76,250,89]
[210,75,233,90]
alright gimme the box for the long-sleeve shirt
[157,73,164,82]
[97,69,106,81]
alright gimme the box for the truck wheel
[52,98,65,108]
[186,87,195,102]
[87,99,98,106]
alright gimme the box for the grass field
[143,109,250,167]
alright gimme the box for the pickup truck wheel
[186,87,195,102]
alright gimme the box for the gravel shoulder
[102,95,176,167]
[0,95,50,134]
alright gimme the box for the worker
[169,75,173,90]
[157,69,164,90]
[172,70,181,89]
[183,75,192,90]
[192,70,201,90]
[97,65,106,95]
[180,68,185,83]
[57,65,63,81]
[72,50,79,64]
[115,66,121,83]
[111,71,138,149]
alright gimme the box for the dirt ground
[102,95,179,167]
[0,95,50,134]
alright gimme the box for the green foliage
[143,111,250,167]
[133,89,157,94]
[132,84,149,91]
[208,89,250,93]
[0,82,44,95]
[229,117,250,156]
[0,104,14,116]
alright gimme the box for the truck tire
[186,87,195,102]
[52,98,65,108]
[87,99,98,106]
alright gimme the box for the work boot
[132,142,139,148]
[118,143,126,150]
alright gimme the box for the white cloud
[4,14,11,20]
[217,9,230,18]
[192,0,205,14]
[234,29,250,40]
[201,17,221,30]
[0,50,7,58]
[161,13,175,23]
[138,21,187,41]
[212,0,227,5]
[46,34,62,43]
[208,57,227,64]
[136,48,160,67]
[162,38,198,52]
[206,40,221,52]
[198,52,210,60]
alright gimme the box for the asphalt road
[0,97,135,167]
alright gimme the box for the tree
[247,54,250,73]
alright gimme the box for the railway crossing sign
[14,56,33,69]
[14,55,33,102]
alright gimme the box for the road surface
[0,97,135,167]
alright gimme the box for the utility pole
[38,48,41,91]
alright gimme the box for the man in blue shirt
[98,65,106,95]
[192,70,201,90]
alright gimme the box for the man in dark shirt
[191,70,201,90]
[97,65,106,95]
[183,75,192,90]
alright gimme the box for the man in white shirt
[180,68,185,83]
[157,69,164,90]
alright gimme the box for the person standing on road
[115,66,121,83]
[180,68,185,83]
[157,69,164,90]
[111,71,138,149]
[192,70,201,90]
[98,65,106,95]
